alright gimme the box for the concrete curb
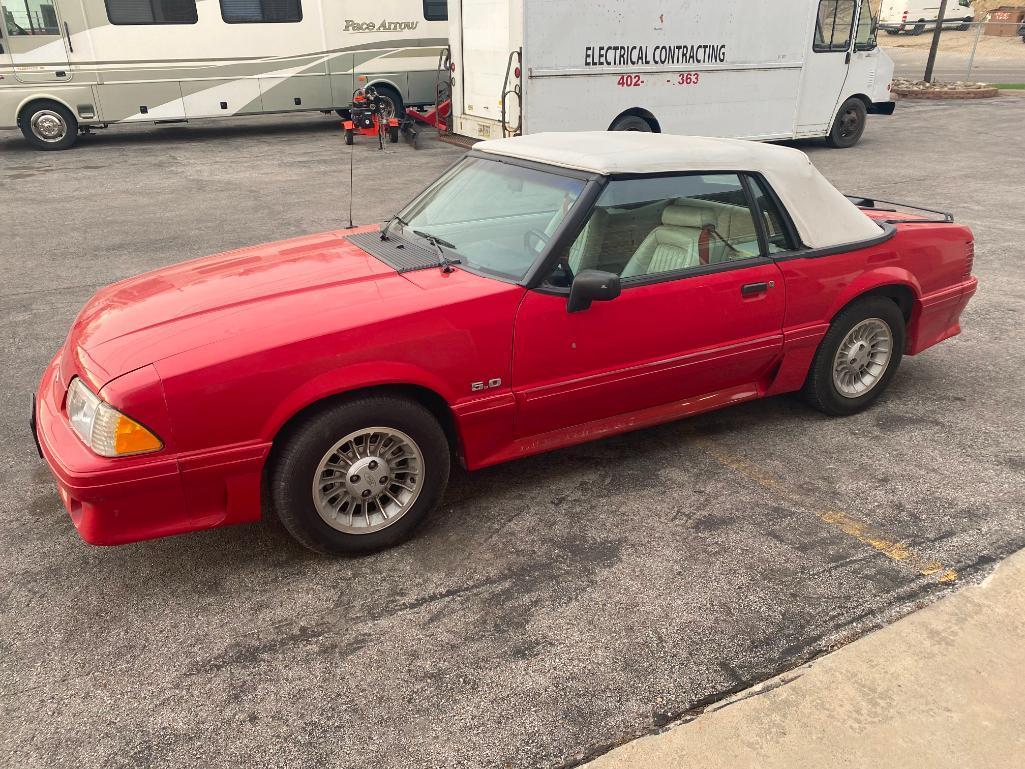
[894,87,1000,99]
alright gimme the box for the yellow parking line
[697,440,958,584]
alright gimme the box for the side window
[559,174,763,283]
[220,0,302,23]
[747,177,797,254]
[105,0,198,25]
[6,0,61,34]
[854,0,877,51]
[423,0,447,21]
[814,0,856,52]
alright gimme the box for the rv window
[854,0,877,51]
[220,0,302,23]
[105,0,198,25]
[813,0,856,52]
[6,0,61,34]
[423,0,447,21]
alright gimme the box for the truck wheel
[826,98,867,149]
[270,395,451,555]
[802,296,906,417]
[19,101,78,151]
[610,114,652,132]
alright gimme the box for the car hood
[66,228,408,386]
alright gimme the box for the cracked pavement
[2,99,1024,768]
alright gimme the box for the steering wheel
[523,227,551,253]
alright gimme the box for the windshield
[391,156,588,282]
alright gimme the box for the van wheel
[957,17,972,31]
[826,98,867,149]
[19,101,78,151]
[911,20,926,35]
[610,114,653,132]
[270,395,451,555]
[886,29,900,35]
[803,297,906,417]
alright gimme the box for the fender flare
[260,360,459,445]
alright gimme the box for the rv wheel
[826,98,866,149]
[20,101,78,151]
[371,84,404,122]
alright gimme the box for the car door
[511,173,788,439]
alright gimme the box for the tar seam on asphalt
[695,437,959,584]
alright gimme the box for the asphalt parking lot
[2,98,1024,768]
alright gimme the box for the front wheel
[802,296,906,417]
[270,396,451,555]
[19,101,78,151]
[826,97,867,149]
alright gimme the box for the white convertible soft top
[475,132,883,250]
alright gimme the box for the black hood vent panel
[346,232,441,274]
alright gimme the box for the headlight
[66,377,163,457]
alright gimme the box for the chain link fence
[878,18,1025,84]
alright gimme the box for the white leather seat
[620,205,716,278]
[567,208,609,273]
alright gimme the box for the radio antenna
[345,124,356,230]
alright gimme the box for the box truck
[449,0,895,148]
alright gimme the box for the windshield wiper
[413,230,461,273]
[380,213,408,241]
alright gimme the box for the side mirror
[567,270,621,313]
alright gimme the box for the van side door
[796,0,858,135]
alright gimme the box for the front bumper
[33,351,191,545]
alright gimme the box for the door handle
[741,282,771,297]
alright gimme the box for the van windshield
[389,156,587,282]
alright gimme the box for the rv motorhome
[449,0,895,148]
[0,0,449,149]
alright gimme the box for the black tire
[826,97,867,149]
[886,29,900,35]
[911,21,926,35]
[270,395,450,555]
[610,114,653,132]
[344,129,354,146]
[957,18,972,31]
[388,125,399,143]
[802,296,906,417]
[19,100,78,151]
[370,83,404,122]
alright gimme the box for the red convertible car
[33,133,977,554]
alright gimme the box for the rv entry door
[2,0,72,84]
[796,0,857,133]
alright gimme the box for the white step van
[449,0,895,148]
[878,1,976,35]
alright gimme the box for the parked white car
[878,0,976,35]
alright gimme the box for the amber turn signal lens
[113,414,164,456]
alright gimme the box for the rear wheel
[19,101,78,151]
[803,296,906,416]
[344,129,354,145]
[270,395,450,555]
[826,97,867,149]
[957,17,972,31]
[610,114,653,132]
[911,20,926,35]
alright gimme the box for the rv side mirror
[567,270,621,313]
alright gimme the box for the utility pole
[923,0,949,82]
